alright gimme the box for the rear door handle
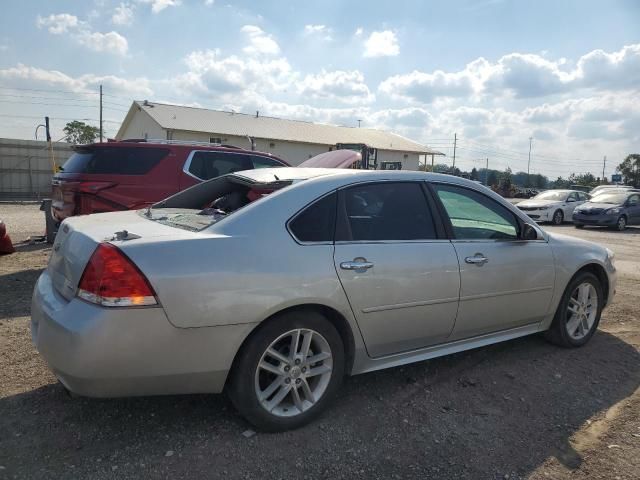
[340,260,374,270]
[465,254,488,266]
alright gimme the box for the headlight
[605,207,621,215]
[538,206,551,210]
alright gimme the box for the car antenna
[273,173,280,181]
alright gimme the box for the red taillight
[77,243,157,307]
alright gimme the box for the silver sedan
[31,169,617,431]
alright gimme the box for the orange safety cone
[0,220,15,255]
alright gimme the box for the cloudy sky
[1,0,639,178]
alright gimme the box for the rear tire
[552,209,564,225]
[545,271,603,348]
[574,224,584,229]
[227,310,345,432]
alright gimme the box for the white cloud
[378,44,640,103]
[177,48,294,100]
[112,3,134,26]
[379,69,475,103]
[36,13,79,34]
[204,0,215,5]
[0,64,153,97]
[138,0,181,13]
[241,25,280,56]
[297,70,373,104]
[354,27,363,36]
[363,30,399,58]
[76,30,129,56]
[304,24,332,40]
[36,11,129,56]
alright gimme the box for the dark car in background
[49,139,287,230]
[573,190,640,231]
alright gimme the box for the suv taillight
[77,243,157,307]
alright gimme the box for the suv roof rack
[119,138,243,149]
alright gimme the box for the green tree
[63,121,100,144]
[487,170,499,187]
[553,176,572,188]
[470,167,479,180]
[617,154,640,186]
[499,167,512,190]
[568,172,597,187]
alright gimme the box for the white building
[116,101,443,170]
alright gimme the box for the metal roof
[118,101,444,155]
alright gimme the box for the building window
[210,137,222,144]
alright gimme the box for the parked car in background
[32,169,616,431]
[573,190,640,230]
[516,189,589,225]
[589,184,637,196]
[49,139,287,227]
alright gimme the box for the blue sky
[1,0,639,178]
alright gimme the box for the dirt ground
[1,205,639,479]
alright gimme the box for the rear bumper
[572,214,617,226]
[31,271,256,397]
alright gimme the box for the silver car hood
[518,199,561,208]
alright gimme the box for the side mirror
[521,223,540,241]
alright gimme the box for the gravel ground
[0,205,639,479]
[0,203,45,243]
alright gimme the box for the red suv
[50,140,288,225]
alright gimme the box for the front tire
[574,224,584,229]
[615,215,627,231]
[545,272,603,348]
[227,310,345,432]
[552,209,564,225]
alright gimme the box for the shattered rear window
[138,208,227,232]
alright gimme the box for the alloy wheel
[553,210,563,225]
[565,282,598,341]
[617,216,626,231]
[254,328,333,417]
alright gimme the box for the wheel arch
[573,263,610,307]
[225,303,357,390]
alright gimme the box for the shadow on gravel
[0,331,638,479]
[0,268,43,319]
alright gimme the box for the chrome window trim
[182,150,281,181]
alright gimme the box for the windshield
[590,193,628,204]
[533,191,568,201]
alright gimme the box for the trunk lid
[47,209,201,300]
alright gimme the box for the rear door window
[61,147,168,174]
[251,155,284,169]
[187,152,252,180]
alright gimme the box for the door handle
[340,260,374,270]
[465,254,488,266]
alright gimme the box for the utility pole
[357,119,361,128]
[527,136,533,187]
[485,157,489,185]
[602,155,606,183]
[99,84,103,142]
[45,116,56,173]
[452,133,457,171]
